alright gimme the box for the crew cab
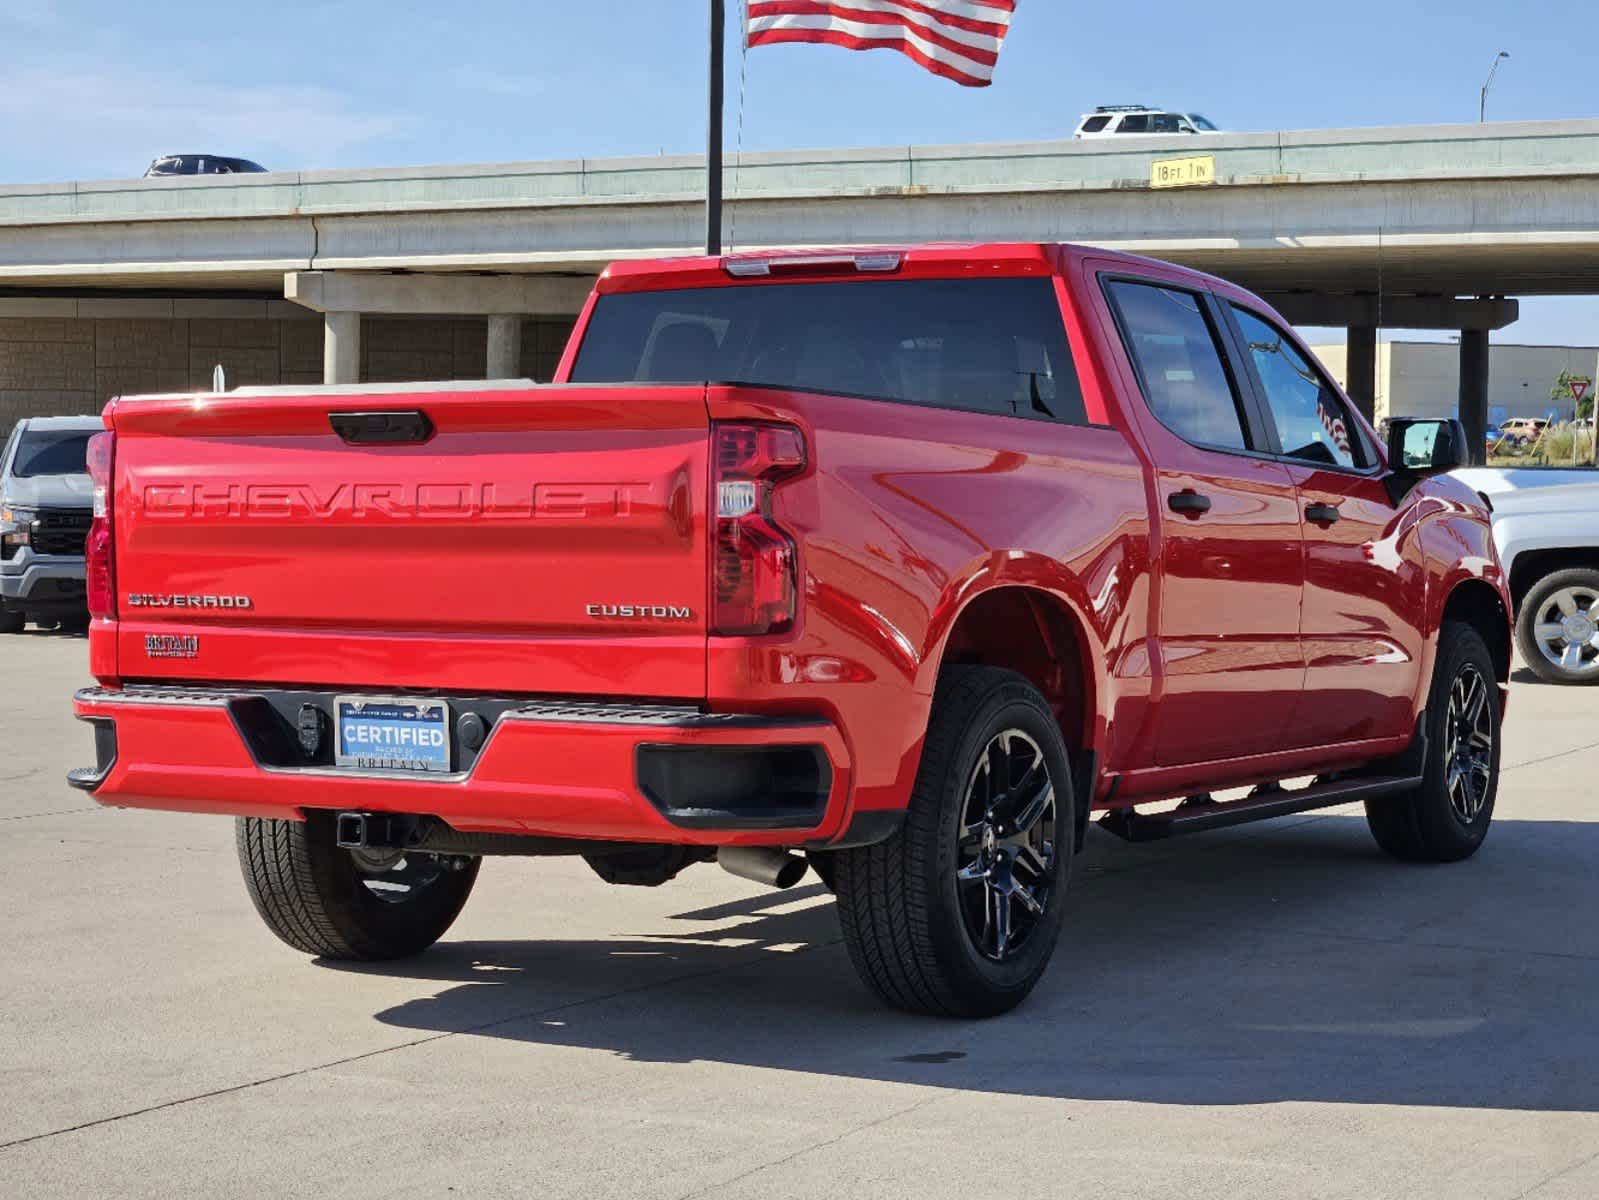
[71,245,1510,1017]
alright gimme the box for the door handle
[1167,490,1212,516]
[1306,503,1342,525]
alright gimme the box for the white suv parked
[1074,106,1221,139]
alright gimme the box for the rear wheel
[1514,568,1599,684]
[0,606,23,634]
[1366,621,1500,862]
[236,812,479,960]
[833,667,1074,1017]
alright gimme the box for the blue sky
[2,0,1596,342]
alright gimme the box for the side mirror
[1385,418,1467,502]
[1388,418,1467,473]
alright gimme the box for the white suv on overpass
[1074,106,1222,138]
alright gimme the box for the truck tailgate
[107,384,710,698]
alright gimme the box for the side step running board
[1097,774,1422,843]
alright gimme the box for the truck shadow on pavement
[342,813,1599,1112]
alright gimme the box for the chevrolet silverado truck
[70,244,1510,1017]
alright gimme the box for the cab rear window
[570,278,1089,424]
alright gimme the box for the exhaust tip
[717,846,809,890]
[771,853,809,889]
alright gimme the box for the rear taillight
[712,423,805,636]
[86,430,115,620]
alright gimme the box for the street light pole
[1480,51,1510,122]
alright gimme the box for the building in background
[1311,341,1599,423]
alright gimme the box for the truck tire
[1514,567,1599,684]
[1365,621,1500,863]
[235,812,479,960]
[832,666,1074,1018]
[0,607,23,634]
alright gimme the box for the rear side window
[1080,115,1111,133]
[1106,280,1250,451]
[1117,114,1150,132]
[571,278,1089,424]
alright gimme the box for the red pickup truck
[71,244,1510,1017]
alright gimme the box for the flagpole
[706,0,725,256]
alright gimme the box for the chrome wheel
[1444,663,1494,825]
[1530,585,1599,675]
[955,729,1058,962]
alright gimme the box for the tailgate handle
[329,410,434,445]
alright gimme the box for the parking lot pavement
[2,636,1598,1199]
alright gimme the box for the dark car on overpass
[144,155,268,177]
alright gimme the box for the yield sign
[1573,379,1592,403]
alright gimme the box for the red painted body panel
[700,384,1150,823]
[1283,465,1428,746]
[76,242,1511,842]
[72,690,850,845]
[106,385,711,698]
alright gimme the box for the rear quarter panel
[702,385,1153,818]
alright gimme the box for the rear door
[1099,273,1306,766]
[1221,302,1426,746]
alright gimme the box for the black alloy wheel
[1443,662,1494,826]
[956,728,1058,962]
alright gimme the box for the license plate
[334,696,452,774]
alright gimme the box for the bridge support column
[323,311,361,385]
[1458,328,1490,466]
[1346,324,1378,424]
[486,315,521,379]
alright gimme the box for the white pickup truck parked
[1455,467,1599,683]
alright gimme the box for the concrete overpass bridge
[4,118,1599,447]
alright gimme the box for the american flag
[746,1,1018,88]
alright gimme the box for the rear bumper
[70,686,868,847]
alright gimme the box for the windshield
[12,431,93,478]
[1189,114,1219,130]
